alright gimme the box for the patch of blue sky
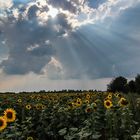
[13,0,32,4]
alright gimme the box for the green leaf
[69,127,78,132]
[58,128,67,136]
[92,134,101,139]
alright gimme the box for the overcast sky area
[0,0,140,92]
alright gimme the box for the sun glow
[48,6,59,18]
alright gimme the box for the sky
[0,0,140,92]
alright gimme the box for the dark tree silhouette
[127,80,136,93]
[135,74,140,94]
[107,76,128,93]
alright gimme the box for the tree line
[107,74,140,94]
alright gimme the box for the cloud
[27,4,39,20]
[0,0,140,80]
[41,57,64,79]
[0,0,13,9]
[53,2,140,79]
[47,0,77,13]
[0,22,56,74]
[0,1,72,75]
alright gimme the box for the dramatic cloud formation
[0,0,140,91]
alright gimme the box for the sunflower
[77,98,82,102]
[4,108,16,122]
[118,97,129,107]
[104,100,113,109]
[36,97,41,101]
[30,95,35,99]
[17,98,22,103]
[26,105,32,110]
[107,94,112,100]
[0,116,7,131]
[35,103,43,110]
[85,99,90,104]
[114,93,119,97]
[85,107,92,113]
[26,136,34,140]
[76,100,82,107]
[42,105,46,110]
[86,94,90,99]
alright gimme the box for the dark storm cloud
[28,44,55,57]
[27,5,39,19]
[0,2,71,75]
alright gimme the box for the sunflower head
[26,105,32,110]
[36,97,41,101]
[119,98,129,107]
[35,103,43,110]
[84,99,90,104]
[42,105,46,110]
[17,98,22,103]
[4,108,16,122]
[30,95,35,99]
[104,100,113,109]
[85,107,92,113]
[107,94,112,100]
[0,116,7,131]
[76,100,82,107]
[86,94,90,99]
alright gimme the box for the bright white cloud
[0,0,13,9]
[1,0,138,29]
[41,57,64,79]
[48,5,59,18]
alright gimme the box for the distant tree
[107,76,128,93]
[135,74,140,94]
[39,90,46,93]
[127,80,136,93]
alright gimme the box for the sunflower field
[0,91,140,140]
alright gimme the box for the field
[0,92,140,140]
